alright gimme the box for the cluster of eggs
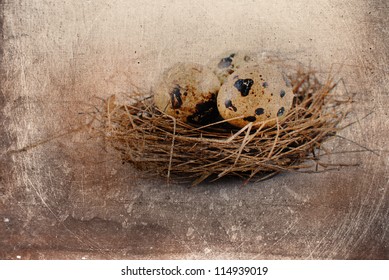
[153,51,294,128]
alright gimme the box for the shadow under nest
[103,67,350,186]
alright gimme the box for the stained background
[0,0,388,259]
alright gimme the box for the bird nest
[102,66,350,185]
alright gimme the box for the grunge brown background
[0,0,388,259]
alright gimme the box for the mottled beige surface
[0,0,388,259]
[217,65,294,127]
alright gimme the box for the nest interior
[102,66,350,185]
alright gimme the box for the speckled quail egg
[154,62,221,125]
[207,51,258,84]
[217,65,294,128]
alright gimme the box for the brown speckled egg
[217,65,294,128]
[154,62,221,125]
[207,51,257,84]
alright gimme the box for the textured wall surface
[0,0,388,259]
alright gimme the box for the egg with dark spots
[217,65,294,128]
[234,79,254,96]
[206,51,257,84]
[154,62,220,124]
[255,108,265,115]
[277,107,285,117]
[225,99,237,112]
[243,116,257,122]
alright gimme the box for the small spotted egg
[154,62,221,125]
[217,65,294,128]
[207,51,257,84]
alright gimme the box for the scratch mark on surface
[252,217,298,259]
[306,213,333,259]
[81,167,85,208]
[184,210,211,255]
[283,185,308,203]
[25,177,114,257]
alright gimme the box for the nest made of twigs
[103,66,349,185]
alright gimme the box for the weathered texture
[0,0,388,259]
